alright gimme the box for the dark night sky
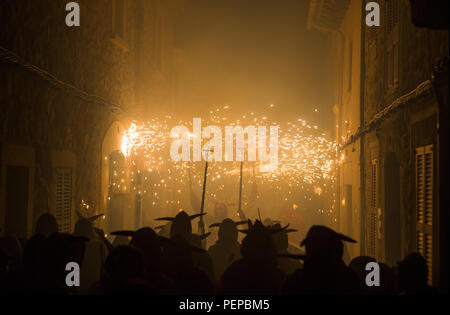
[174,0,334,131]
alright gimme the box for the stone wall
[364,0,448,122]
[362,0,448,264]
[0,0,186,231]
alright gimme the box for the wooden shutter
[416,145,433,285]
[369,159,378,258]
[55,168,73,233]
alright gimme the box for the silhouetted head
[0,236,23,270]
[38,233,87,289]
[23,234,46,269]
[104,246,145,282]
[156,211,205,240]
[240,220,278,266]
[155,222,171,238]
[349,256,377,282]
[190,232,211,249]
[112,235,130,247]
[397,252,429,290]
[131,228,159,250]
[270,223,289,253]
[130,228,162,270]
[40,233,87,264]
[74,218,95,239]
[214,203,228,221]
[35,213,59,237]
[301,225,356,259]
[379,263,397,293]
[219,219,238,243]
[263,218,273,227]
[161,235,195,271]
[170,211,192,239]
[210,219,247,243]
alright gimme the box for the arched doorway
[101,121,131,233]
[105,150,133,233]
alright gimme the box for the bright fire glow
[118,106,339,218]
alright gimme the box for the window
[55,168,73,233]
[5,166,30,239]
[385,0,399,91]
[368,159,378,258]
[416,145,434,285]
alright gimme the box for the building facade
[0,0,186,238]
[307,0,363,261]
[360,0,448,289]
[308,0,448,290]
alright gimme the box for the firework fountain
[118,106,340,238]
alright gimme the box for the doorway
[5,166,29,239]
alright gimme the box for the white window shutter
[416,145,434,285]
[369,159,378,258]
[55,168,73,233]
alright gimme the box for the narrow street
[0,0,448,300]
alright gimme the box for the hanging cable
[0,45,125,113]
[341,79,433,150]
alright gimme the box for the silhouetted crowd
[0,211,437,295]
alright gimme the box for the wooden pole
[198,149,212,235]
[238,161,244,214]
